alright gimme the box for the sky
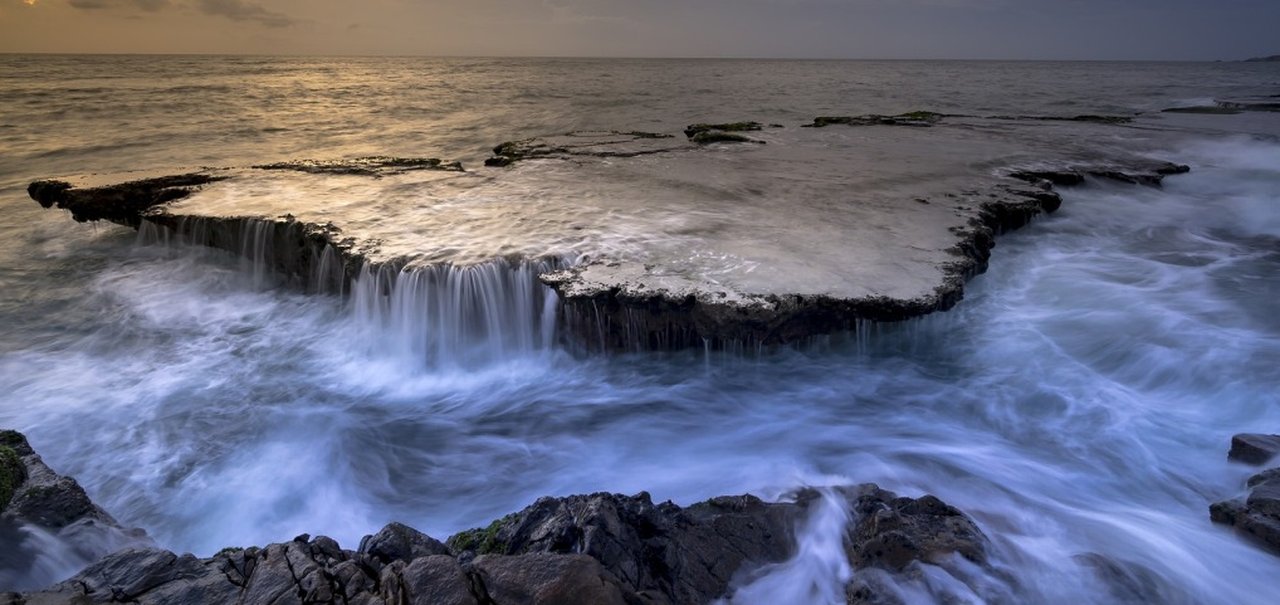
[0,0,1277,60]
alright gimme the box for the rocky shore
[26,116,1193,351]
[1211,434,1280,554]
[2,429,998,604]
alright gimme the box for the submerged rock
[805,112,945,128]
[485,130,681,166]
[689,130,764,144]
[683,121,764,137]
[1210,433,1280,557]
[253,156,465,176]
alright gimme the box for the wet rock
[253,156,465,176]
[1008,161,1188,189]
[27,174,223,227]
[683,121,763,137]
[1211,434,1280,556]
[0,430,124,533]
[842,485,987,571]
[805,111,945,128]
[6,448,993,605]
[486,131,681,166]
[1228,433,1280,465]
[690,130,764,144]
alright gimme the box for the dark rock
[1211,434,1280,556]
[446,491,802,603]
[683,121,763,137]
[1009,169,1086,187]
[805,112,944,128]
[27,174,224,226]
[486,131,682,166]
[1009,161,1189,189]
[470,553,631,605]
[0,442,23,512]
[386,555,477,605]
[690,130,763,145]
[1228,433,1280,465]
[359,521,451,566]
[0,430,124,533]
[843,485,987,571]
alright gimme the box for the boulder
[842,485,987,571]
[1228,433,1280,465]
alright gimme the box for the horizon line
[0,51,1250,63]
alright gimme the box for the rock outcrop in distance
[27,118,1191,352]
[1211,433,1280,555]
[3,429,1000,604]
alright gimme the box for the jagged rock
[6,468,992,604]
[27,174,223,227]
[359,521,451,566]
[1009,161,1189,189]
[446,491,803,603]
[1228,433,1280,465]
[842,485,987,571]
[1211,434,1280,556]
[0,431,125,533]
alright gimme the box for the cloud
[195,0,294,27]
[67,0,168,10]
[61,0,294,28]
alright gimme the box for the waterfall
[349,260,562,368]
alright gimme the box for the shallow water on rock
[2,57,1280,601]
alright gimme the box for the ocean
[1,55,1279,603]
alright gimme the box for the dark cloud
[195,0,294,27]
[67,0,168,10]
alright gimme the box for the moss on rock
[447,516,511,555]
[0,444,24,512]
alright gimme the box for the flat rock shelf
[28,118,1188,351]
